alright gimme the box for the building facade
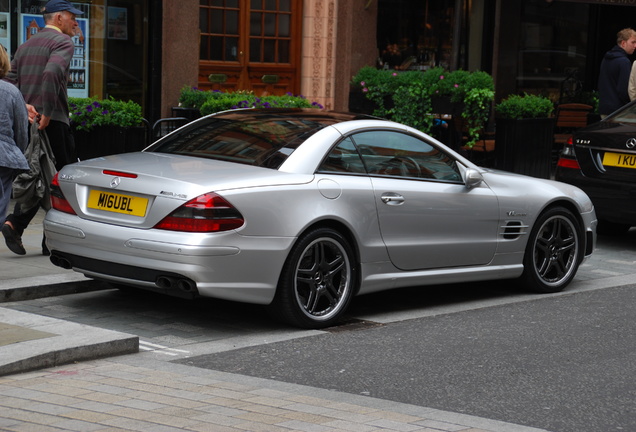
[2,0,636,123]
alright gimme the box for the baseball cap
[43,0,84,15]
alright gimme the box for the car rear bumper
[44,211,295,305]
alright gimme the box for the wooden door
[199,0,302,95]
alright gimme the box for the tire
[520,206,583,293]
[270,227,357,329]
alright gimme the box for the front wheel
[269,228,357,329]
[520,206,583,293]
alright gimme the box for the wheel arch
[541,198,591,254]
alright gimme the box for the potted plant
[350,67,494,149]
[199,91,323,116]
[173,86,210,119]
[494,93,555,178]
[451,71,494,148]
[69,97,148,160]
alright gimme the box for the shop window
[377,0,458,71]
[517,2,589,102]
[8,0,149,113]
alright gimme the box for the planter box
[462,139,495,167]
[74,126,148,160]
[171,107,201,121]
[348,90,376,114]
[348,90,394,115]
[494,117,555,179]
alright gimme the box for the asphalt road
[3,230,636,432]
[175,283,636,432]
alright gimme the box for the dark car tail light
[154,192,244,232]
[50,173,77,215]
[557,136,581,170]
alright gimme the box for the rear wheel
[270,227,357,329]
[520,206,583,293]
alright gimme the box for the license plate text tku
[602,152,636,169]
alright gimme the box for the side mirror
[464,168,483,189]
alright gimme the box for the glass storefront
[516,1,589,102]
[376,0,462,71]
[2,0,149,112]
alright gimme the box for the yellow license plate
[602,152,636,169]
[87,190,148,216]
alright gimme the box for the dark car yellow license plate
[602,152,636,169]
[87,190,148,216]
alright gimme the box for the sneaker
[2,223,26,255]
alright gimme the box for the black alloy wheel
[271,227,357,329]
[520,206,583,293]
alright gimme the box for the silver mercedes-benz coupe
[45,109,597,328]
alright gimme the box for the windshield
[611,103,636,124]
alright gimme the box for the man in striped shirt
[2,0,83,256]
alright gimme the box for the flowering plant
[68,97,144,132]
[177,87,324,116]
[430,69,469,103]
[178,86,217,109]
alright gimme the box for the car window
[317,137,367,174]
[350,130,462,182]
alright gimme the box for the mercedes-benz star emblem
[627,138,636,149]
[110,177,121,188]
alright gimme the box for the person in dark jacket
[598,28,636,117]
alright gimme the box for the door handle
[381,193,405,205]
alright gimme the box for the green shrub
[351,67,495,147]
[178,86,221,109]
[462,87,495,147]
[495,93,554,120]
[391,81,434,132]
[199,91,323,116]
[431,69,469,103]
[68,97,144,131]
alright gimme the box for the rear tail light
[556,136,581,170]
[557,158,581,169]
[50,173,76,215]
[154,192,244,232]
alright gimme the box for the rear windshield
[148,114,333,169]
